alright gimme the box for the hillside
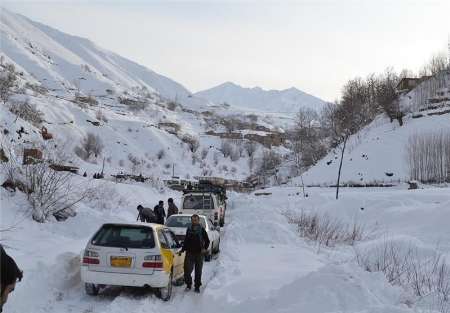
[298,76,450,186]
[0,9,298,184]
[195,81,327,113]
[0,8,193,101]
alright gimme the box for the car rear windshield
[183,195,214,210]
[91,225,155,249]
[166,216,206,228]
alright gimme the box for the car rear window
[91,225,155,249]
[183,195,214,210]
[166,216,206,228]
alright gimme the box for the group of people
[137,200,210,293]
[136,198,179,224]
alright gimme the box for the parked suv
[81,223,184,301]
[180,182,227,226]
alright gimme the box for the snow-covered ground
[299,113,450,186]
[2,184,450,313]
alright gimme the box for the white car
[165,214,220,262]
[81,222,185,301]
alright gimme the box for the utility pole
[172,163,175,178]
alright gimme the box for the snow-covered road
[3,185,450,312]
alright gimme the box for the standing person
[136,205,157,223]
[153,200,166,225]
[178,214,210,293]
[167,198,178,218]
[1,245,23,312]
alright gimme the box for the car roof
[167,214,207,219]
[101,222,166,229]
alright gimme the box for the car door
[157,229,173,274]
[163,229,184,278]
[207,219,218,247]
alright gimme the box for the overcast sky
[2,0,450,101]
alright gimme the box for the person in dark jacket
[179,214,210,293]
[1,245,23,312]
[136,205,157,223]
[167,198,178,218]
[153,200,166,225]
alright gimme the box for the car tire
[156,270,173,301]
[205,246,212,262]
[215,239,220,254]
[85,283,99,296]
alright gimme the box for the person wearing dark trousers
[1,245,23,312]
[167,198,178,218]
[153,200,166,225]
[178,214,210,293]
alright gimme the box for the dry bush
[220,140,234,158]
[24,161,92,222]
[2,144,93,222]
[95,110,108,123]
[0,63,17,103]
[284,210,369,247]
[356,241,450,311]
[201,148,209,160]
[9,100,44,126]
[407,131,450,183]
[128,153,143,174]
[182,135,200,153]
[119,97,148,112]
[74,133,104,161]
[157,149,165,160]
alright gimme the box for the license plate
[110,256,132,268]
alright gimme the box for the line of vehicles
[80,180,226,301]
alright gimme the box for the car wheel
[156,270,173,301]
[205,246,212,262]
[215,239,220,254]
[85,283,99,296]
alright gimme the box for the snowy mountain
[0,8,191,101]
[195,81,327,113]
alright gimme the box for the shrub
[201,148,209,160]
[9,100,44,126]
[0,63,17,103]
[157,149,165,160]
[182,135,200,153]
[75,133,104,161]
[166,101,178,111]
[355,241,450,311]
[407,131,450,183]
[95,110,108,122]
[284,210,369,247]
[220,140,233,158]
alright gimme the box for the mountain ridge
[195,81,327,113]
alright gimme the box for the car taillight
[82,250,100,265]
[142,255,163,269]
[83,257,100,264]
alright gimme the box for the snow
[4,183,450,313]
[298,113,450,186]
[195,81,327,114]
[1,7,450,313]
[0,8,191,101]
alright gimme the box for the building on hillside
[396,76,431,93]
